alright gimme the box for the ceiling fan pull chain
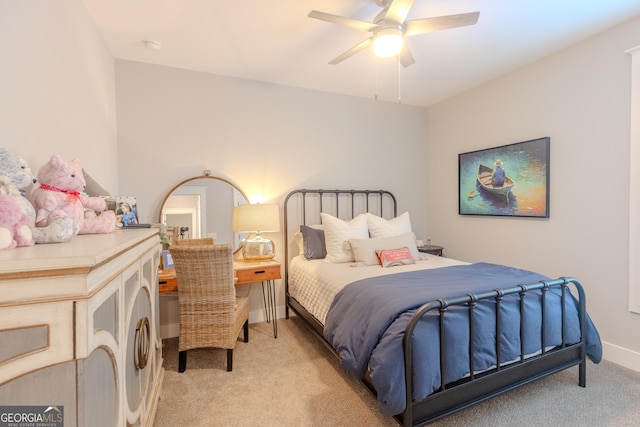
[375,56,379,101]
[397,55,402,104]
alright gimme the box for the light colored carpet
[154,316,640,427]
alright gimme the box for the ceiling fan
[308,0,480,67]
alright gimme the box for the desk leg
[261,280,277,338]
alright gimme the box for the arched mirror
[158,172,249,253]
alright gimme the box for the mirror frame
[158,173,249,253]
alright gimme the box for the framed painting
[459,137,550,218]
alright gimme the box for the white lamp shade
[232,204,280,233]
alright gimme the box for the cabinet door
[123,255,157,426]
[0,361,77,426]
[77,347,118,427]
[0,301,77,425]
[126,287,152,415]
[77,283,120,427]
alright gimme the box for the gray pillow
[301,225,326,260]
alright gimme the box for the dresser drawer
[0,301,74,386]
[158,278,177,293]
[235,264,281,285]
[158,269,178,293]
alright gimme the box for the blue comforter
[323,263,602,416]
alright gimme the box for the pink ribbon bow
[39,184,81,203]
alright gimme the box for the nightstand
[417,245,444,256]
[233,259,282,338]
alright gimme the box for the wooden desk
[158,268,178,293]
[159,260,282,337]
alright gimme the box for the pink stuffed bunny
[29,155,116,235]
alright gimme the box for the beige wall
[114,60,428,237]
[425,16,640,371]
[114,60,428,334]
[0,0,118,192]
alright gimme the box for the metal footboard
[400,278,587,426]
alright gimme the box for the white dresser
[0,229,164,427]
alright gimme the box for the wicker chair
[169,243,249,372]
[175,237,214,246]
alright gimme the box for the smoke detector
[142,39,162,50]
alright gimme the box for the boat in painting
[477,163,515,201]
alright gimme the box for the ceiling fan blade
[383,0,415,24]
[399,43,415,68]
[308,10,377,32]
[329,38,374,65]
[404,11,480,37]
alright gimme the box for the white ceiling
[81,0,640,107]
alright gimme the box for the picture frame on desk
[161,250,174,269]
[107,195,140,228]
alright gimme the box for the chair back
[169,242,249,371]
[175,237,214,246]
[169,243,236,327]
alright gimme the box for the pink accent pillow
[376,247,416,268]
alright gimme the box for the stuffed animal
[0,148,77,244]
[0,194,34,250]
[29,155,116,235]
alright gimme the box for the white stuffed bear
[0,148,78,243]
[29,154,116,235]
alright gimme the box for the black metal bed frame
[283,189,587,427]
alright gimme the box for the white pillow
[348,232,419,266]
[367,212,413,238]
[321,213,368,263]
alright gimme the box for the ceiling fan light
[373,28,403,58]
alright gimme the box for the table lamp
[232,203,280,260]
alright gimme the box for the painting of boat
[459,137,549,217]
[477,163,515,201]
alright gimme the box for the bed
[283,189,602,426]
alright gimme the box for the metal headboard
[283,189,397,316]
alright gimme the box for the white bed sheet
[288,254,468,325]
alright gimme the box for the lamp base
[242,234,275,260]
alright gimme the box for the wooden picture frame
[459,137,550,218]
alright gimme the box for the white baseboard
[602,341,640,372]
[160,322,179,339]
[248,305,286,324]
